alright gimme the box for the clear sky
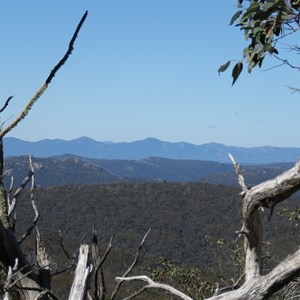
[0,0,299,147]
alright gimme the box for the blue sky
[1,0,300,147]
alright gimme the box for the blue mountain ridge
[4,136,300,164]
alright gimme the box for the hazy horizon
[5,135,300,149]
[2,1,300,148]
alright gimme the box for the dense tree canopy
[219,0,300,84]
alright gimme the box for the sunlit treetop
[219,0,300,85]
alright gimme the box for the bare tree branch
[228,153,248,194]
[18,156,39,244]
[8,163,34,218]
[122,157,300,300]
[0,11,88,138]
[115,275,194,300]
[0,96,14,114]
[58,231,71,261]
[45,11,88,85]
[111,229,150,300]
[92,231,115,300]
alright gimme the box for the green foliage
[16,182,242,270]
[220,0,300,84]
[278,206,300,221]
[232,61,244,85]
[13,181,300,298]
[145,257,215,299]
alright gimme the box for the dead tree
[0,11,88,300]
[114,156,300,299]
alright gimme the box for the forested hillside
[16,182,299,272]
[4,155,292,187]
[4,156,300,298]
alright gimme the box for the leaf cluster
[219,0,300,84]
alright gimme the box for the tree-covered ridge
[12,180,300,298]
[16,182,297,270]
[3,155,292,188]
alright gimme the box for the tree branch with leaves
[219,0,300,84]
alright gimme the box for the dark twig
[51,265,73,277]
[92,231,116,300]
[214,272,245,295]
[111,229,151,300]
[119,286,147,300]
[51,246,79,277]
[46,11,88,85]
[0,96,13,113]
[59,231,71,261]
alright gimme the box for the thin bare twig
[111,229,151,300]
[59,231,71,261]
[0,96,14,113]
[51,249,78,277]
[92,231,116,300]
[214,272,245,295]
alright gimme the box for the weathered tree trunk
[115,158,300,300]
[68,245,93,300]
[205,158,300,299]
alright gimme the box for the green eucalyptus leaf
[273,47,279,54]
[232,62,243,85]
[258,56,265,68]
[218,61,231,74]
[264,44,279,54]
[243,3,261,19]
[243,46,250,58]
[253,26,263,35]
[262,2,275,10]
[280,11,290,20]
[229,10,243,26]
[248,60,256,73]
[264,43,273,53]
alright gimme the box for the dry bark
[116,158,300,300]
[68,245,93,300]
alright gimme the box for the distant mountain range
[4,136,300,164]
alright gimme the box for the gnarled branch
[115,275,193,300]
